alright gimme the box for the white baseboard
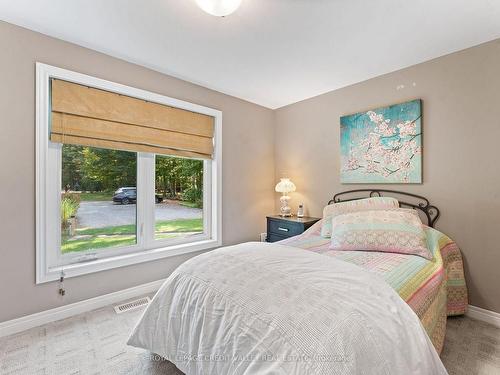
[466,304,500,328]
[2,285,499,338]
[0,279,165,338]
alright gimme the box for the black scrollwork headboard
[328,189,440,227]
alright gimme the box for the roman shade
[50,79,215,159]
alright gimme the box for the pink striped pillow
[320,197,400,238]
[329,210,432,260]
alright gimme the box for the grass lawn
[62,218,203,253]
[80,192,113,201]
[179,201,202,209]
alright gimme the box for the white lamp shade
[275,178,296,194]
[195,0,243,16]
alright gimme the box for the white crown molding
[466,305,500,328]
[0,279,165,338]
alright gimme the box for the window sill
[37,239,221,284]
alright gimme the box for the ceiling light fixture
[195,0,242,17]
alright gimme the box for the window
[36,63,222,283]
[61,145,138,255]
[154,155,205,241]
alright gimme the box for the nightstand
[266,215,321,243]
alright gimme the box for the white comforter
[128,242,447,375]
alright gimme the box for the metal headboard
[328,189,440,227]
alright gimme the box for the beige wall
[0,21,275,322]
[1,19,499,322]
[275,39,500,313]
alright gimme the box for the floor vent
[114,296,150,314]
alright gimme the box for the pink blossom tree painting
[340,99,422,183]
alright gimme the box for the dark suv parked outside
[112,187,163,204]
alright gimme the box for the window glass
[61,145,137,254]
[154,155,204,240]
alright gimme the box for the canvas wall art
[340,99,422,184]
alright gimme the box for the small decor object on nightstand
[297,203,304,218]
[275,178,296,217]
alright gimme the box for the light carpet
[0,300,498,375]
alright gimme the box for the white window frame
[36,63,222,284]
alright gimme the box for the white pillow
[320,197,400,238]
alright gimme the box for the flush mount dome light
[195,0,243,17]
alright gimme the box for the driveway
[77,201,202,228]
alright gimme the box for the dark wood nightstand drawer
[266,215,320,243]
[268,219,303,236]
[267,233,288,243]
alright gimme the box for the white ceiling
[1,0,500,109]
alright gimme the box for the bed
[128,190,468,374]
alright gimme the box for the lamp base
[279,196,292,217]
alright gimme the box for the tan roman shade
[50,79,215,159]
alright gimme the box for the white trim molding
[466,305,500,328]
[0,279,165,338]
[36,62,223,283]
[3,290,500,339]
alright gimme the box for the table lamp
[275,178,296,217]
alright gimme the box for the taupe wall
[0,21,275,322]
[1,19,499,322]
[275,39,500,313]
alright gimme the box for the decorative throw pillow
[320,197,400,238]
[388,208,421,220]
[329,210,433,260]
